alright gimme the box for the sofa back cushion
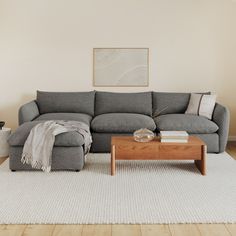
[153,92,191,116]
[37,91,95,116]
[152,92,211,116]
[95,91,152,116]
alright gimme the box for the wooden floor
[0,142,236,236]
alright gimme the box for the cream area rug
[0,153,236,224]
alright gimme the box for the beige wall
[0,0,236,135]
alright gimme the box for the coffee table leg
[111,145,116,176]
[195,145,207,175]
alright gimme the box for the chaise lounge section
[8,91,95,171]
[8,91,230,171]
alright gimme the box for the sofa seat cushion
[91,113,156,133]
[154,114,219,134]
[34,113,92,125]
[8,121,85,147]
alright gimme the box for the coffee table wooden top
[111,136,205,146]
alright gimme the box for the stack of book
[160,131,189,143]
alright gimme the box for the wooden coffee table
[111,136,206,176]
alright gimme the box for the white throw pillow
[185,93,216,119]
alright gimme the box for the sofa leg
[11,170,16,172]
[75,169,80,172]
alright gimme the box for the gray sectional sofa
[8,91,230,171]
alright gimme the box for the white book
[160,131,189,137]
[161,139,188,143]
[160,136,188,140]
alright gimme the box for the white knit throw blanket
[21,120,92,172]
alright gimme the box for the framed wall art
[93,48,149,87]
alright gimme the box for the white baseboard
[228,136,236,141]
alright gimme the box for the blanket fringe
[21,153,51,172]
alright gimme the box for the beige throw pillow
[185,93,216,119]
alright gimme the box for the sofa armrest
[18,100,40,125]
[212,103,230,153]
